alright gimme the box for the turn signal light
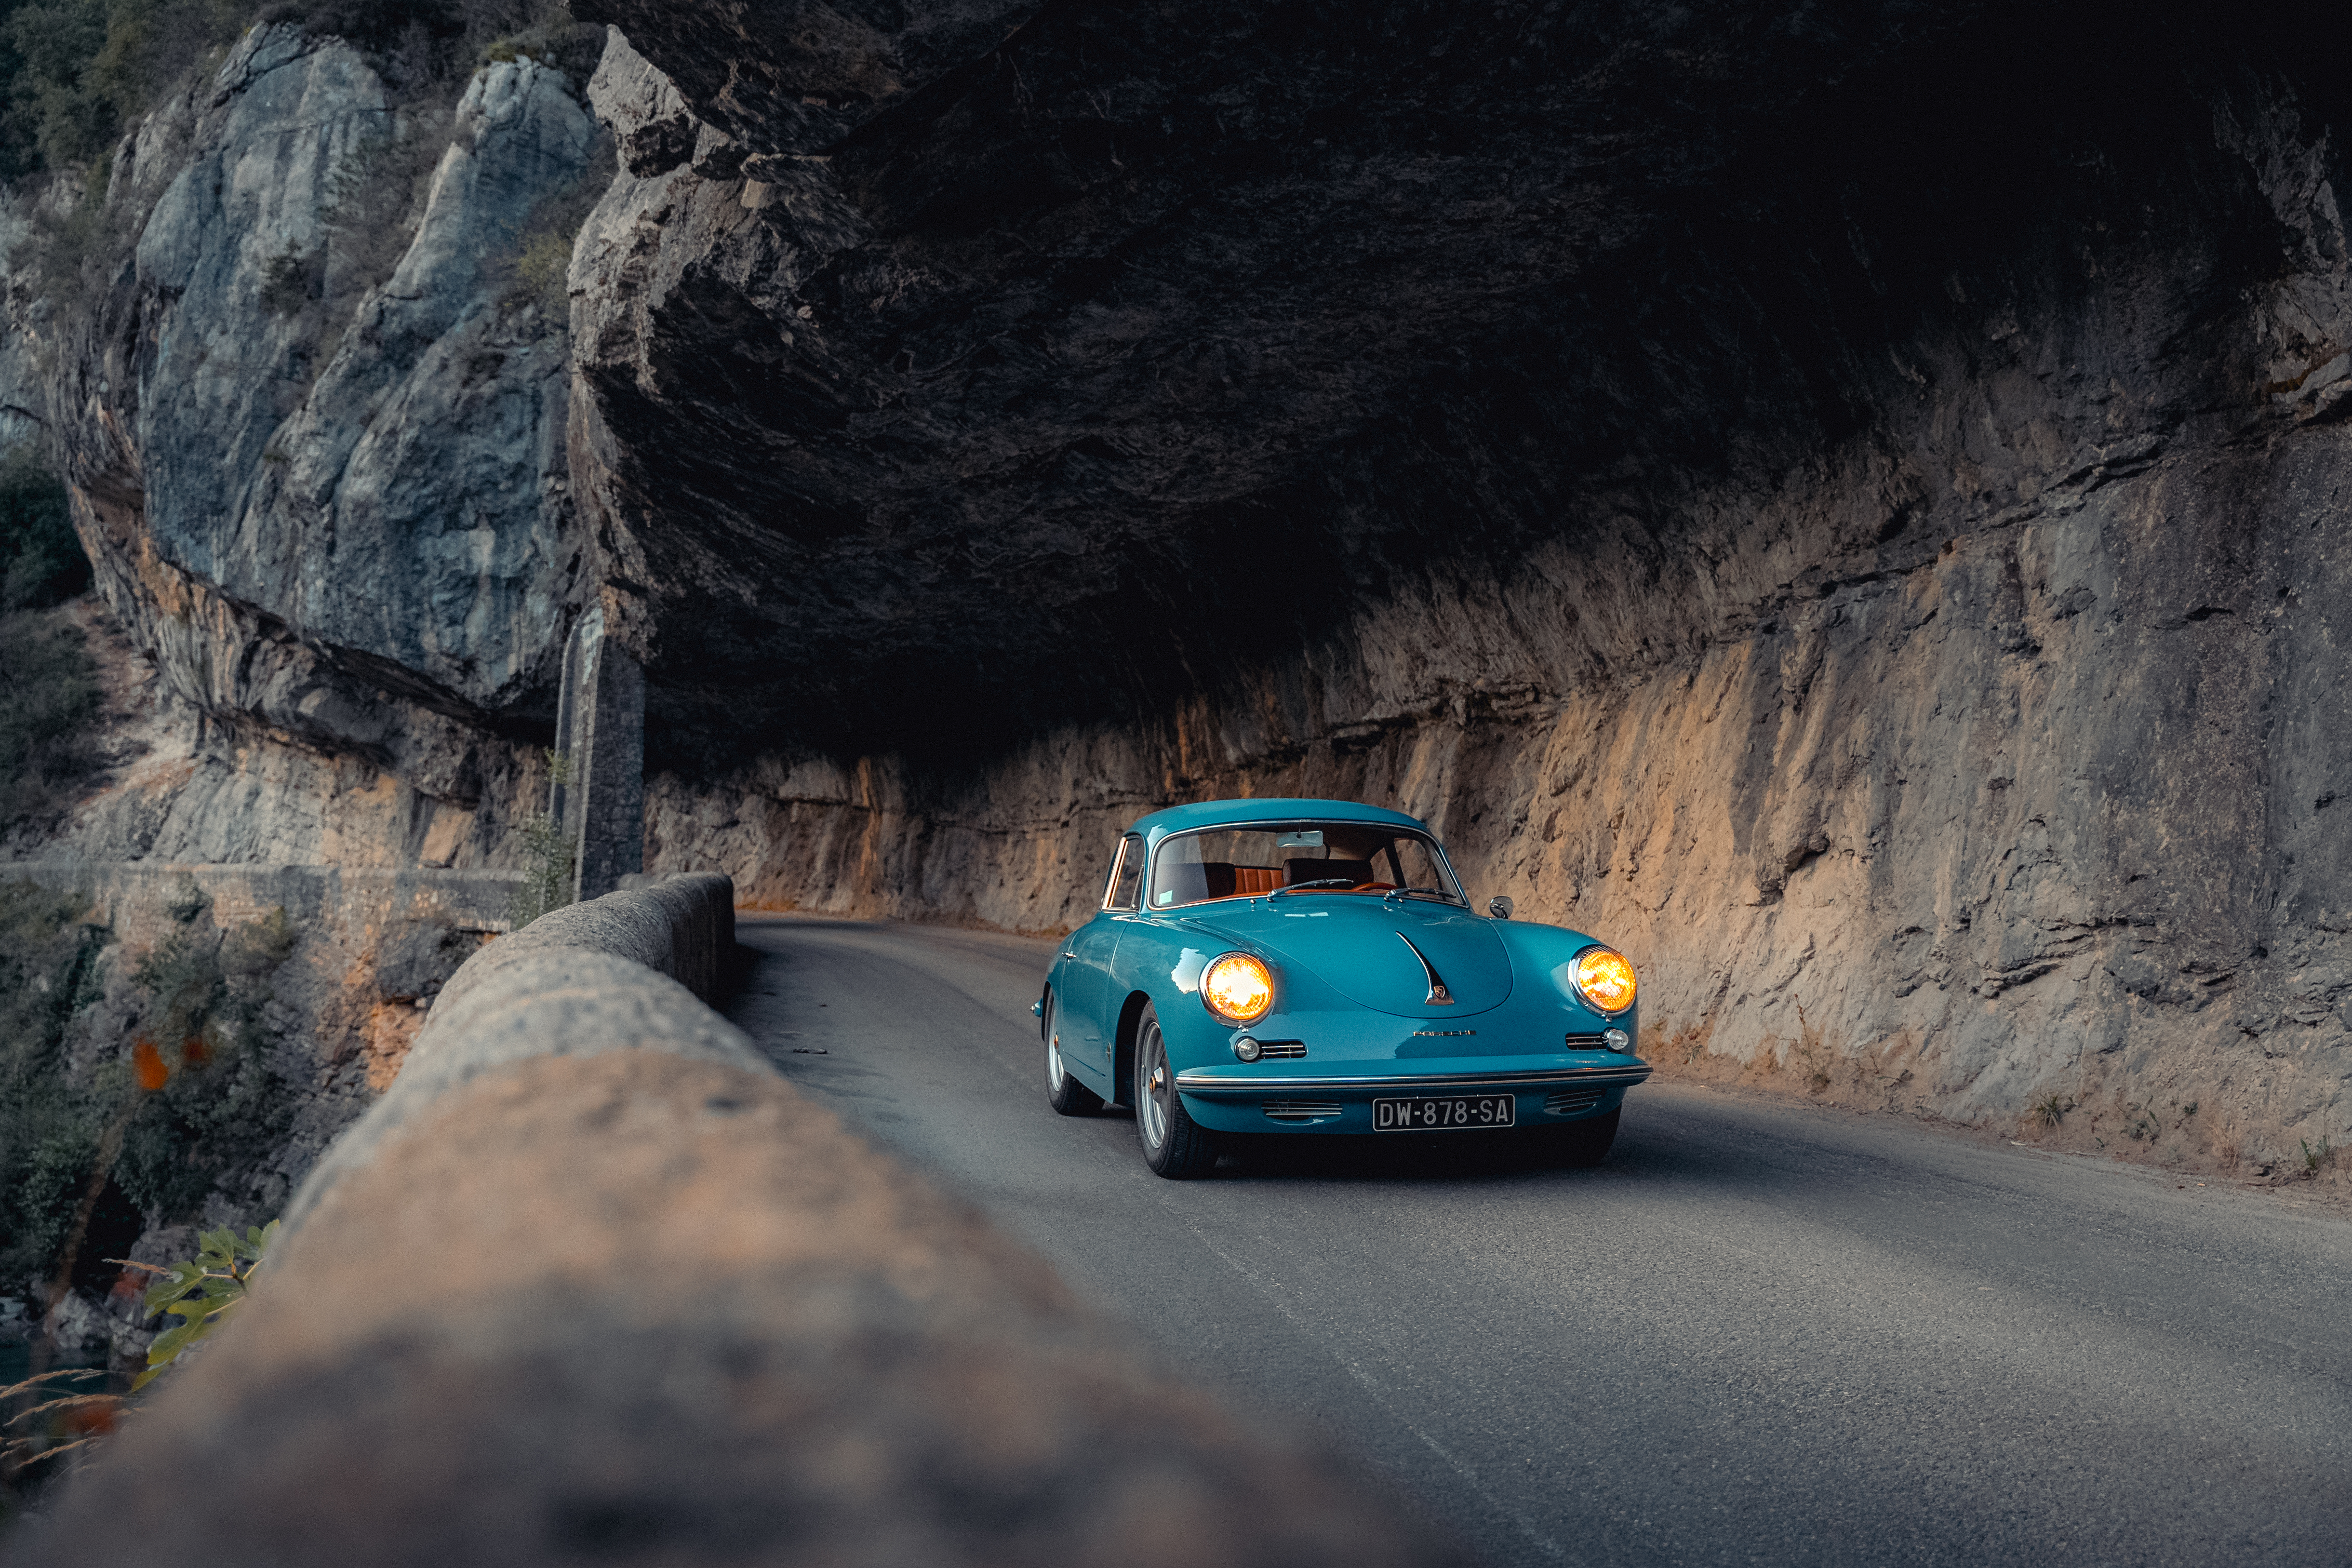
[1201,952,1275,1024]
[1571,948,1637,1014]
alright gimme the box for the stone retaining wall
[23,874,1456,1567]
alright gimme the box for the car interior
[1160,855,1387,903]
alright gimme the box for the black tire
[1134,1003,1219,1178]
[1543,1107,1621,1169]
[1044,990,1104,1116]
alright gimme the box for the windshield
[1147,823,1464,910]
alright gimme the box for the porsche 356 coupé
[1034,798,1650,1178]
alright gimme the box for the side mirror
[1488,896,1513,920]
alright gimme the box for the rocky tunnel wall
[578,5,2352,1166]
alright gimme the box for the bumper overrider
[1172,1061,1652,1133]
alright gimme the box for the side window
[1106,835,1146,911]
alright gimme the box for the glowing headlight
[1570,947,1637,1014]
[1200,952,1275,1025]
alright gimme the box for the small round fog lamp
[1233,1037,1263,1062]
[1603,1026,1632,1053]
[1200,951,1276,1025]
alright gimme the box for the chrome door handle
[1059,950,1079,960]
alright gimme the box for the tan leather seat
[1196,863,1284,898]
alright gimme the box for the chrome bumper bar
[1173,1064,1653,1097]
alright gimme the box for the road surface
[726,915,2352,1567]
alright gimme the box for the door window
[1105,835,1146,910]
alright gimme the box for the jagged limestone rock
[18,25,610,875]
[124,28,594,721]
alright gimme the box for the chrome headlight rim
[1568,943,1638,1016]
[1199,949,1277,1026]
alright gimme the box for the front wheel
[1134,1003,1219,1178]
[1044,991,1103,1116]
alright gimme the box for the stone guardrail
[24,875,1456,1566]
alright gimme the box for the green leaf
[142,1261,206,1316]
[183,1307,236,1347]
[146,1319,199,1366]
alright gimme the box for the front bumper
[1172,1060,1651,1134]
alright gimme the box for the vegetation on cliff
[0,882,299,1309]
[0,1,245,180]
[1,0,598,184]
[0,446,98,833]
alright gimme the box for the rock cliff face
[0,23,611,1334]
[566,3,2352,1165]
[28,24,603,867]
[17,4,2352,1174]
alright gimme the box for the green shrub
[0,448,102,833]
[510,806,572,928]
[0,880,108,1291]
[0,606,103,830]
[497,121,611,322]
[510,224,568,312]
[257,240,318,316]
[125,1218,276,1388]
[0,891,301,1297]
[2,0,248,179]
[112,905,299,1219]
[0,445,86,610]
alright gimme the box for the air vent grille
[1544,1089,1607,1117]
[1563,1033,1608,1049]
[1255,1040,1307,1059]
[1263,1101,1344,1122]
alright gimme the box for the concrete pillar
[551,606,645,902]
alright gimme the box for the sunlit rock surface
[571,4,2352,1162]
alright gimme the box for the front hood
[1178,899,1513,1017]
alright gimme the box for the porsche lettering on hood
[1179,900,1514,1017]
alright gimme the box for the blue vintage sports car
[1034,798,1650,1178]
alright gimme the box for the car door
[1056,833,1144,1089]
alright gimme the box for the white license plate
[1372,1094,1517,1131]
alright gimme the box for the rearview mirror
[1488,896,1513,920]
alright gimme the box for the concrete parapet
[279,872,750,1235]
[25,874,1455,1566]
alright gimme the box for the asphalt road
[727,915,2352,1568]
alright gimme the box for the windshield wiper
[1381,886,1457,904]
[1266,878,1358,900]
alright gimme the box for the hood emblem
[1395,932,1455,1006]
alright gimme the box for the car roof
[1124,798,1432,849]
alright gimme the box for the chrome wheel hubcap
[1139,1027,1168,1148]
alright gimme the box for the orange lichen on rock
[363,1001,426,1093]
[132,1038,169,1091]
